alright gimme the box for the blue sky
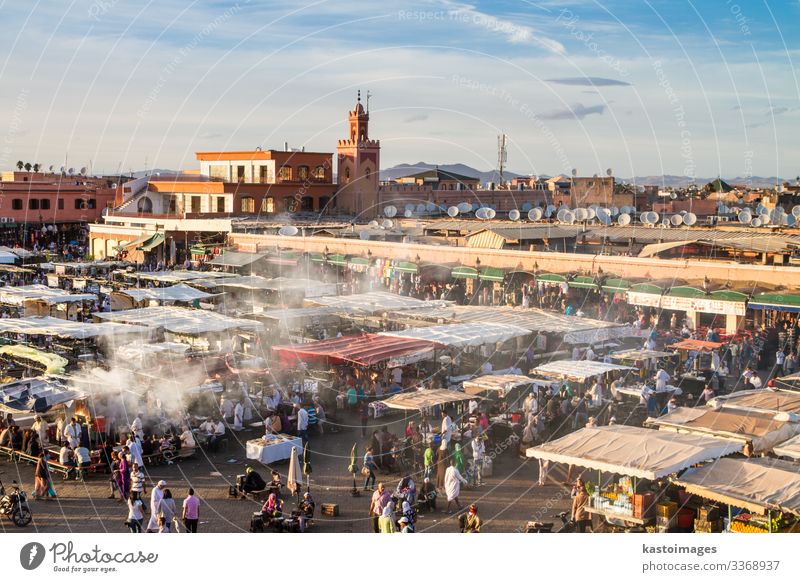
[0,0,798,180]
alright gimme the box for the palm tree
[16,161,23,171]
[33,163,40,172]
[24,162,31,172]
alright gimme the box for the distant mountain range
[381,163,791,189]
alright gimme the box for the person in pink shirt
[182,488,201,533]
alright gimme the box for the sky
[0,0,799,181]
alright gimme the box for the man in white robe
[233,401,244,431]
[444,462,468,513]
[146,480,167,532]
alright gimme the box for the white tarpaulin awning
[310,291,452,314]
[0,316,148,339]
[95,306,264,335]
[525,425,740,480]
[533,359,634,381]
[125,270,232,284]
[462,374,538,396]
[379,321,529,347]
[610,349,674,361]
[116,283,218,303]
[0,285,97,306]
[206,251,268,268]
[674,457,800,516]
[382,388,479,411]
[708,389,800,415]
[116,341,191,360]
[210,276,337,297]
[773,433,800,460]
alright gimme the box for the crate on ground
[656,501,678,518]
[321,503,339,517]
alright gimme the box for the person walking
[33,453,56,499]
[182,488,200,533]
[443,460,468,514]
[435,440,448,489]
[146,480,167,532]
[156,489,177,533]
[572,479,592,533]
[363,447,377,491]
[368,482,391,533]
[423,441,434,481]
[126,493,145,533]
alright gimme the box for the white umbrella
[287,446,303,498]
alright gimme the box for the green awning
[116,233,152,251]
[348,256,371,266]
[394,261,419,274]
[326,254,346,266]
[710,290,749,302]
[602,278,632,293]
[537,273,566,283]
[137,232,165,251]
[629,282,665,295]
[268,251,302,266]
[479,267,505,282]
[749,292,800,313]
[569,275,597,289]
[666,286,707,299]
[308,252,325,263]
[451,266,478,280]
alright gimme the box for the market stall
[0,345,69,376]
[110,284,219,310]
[246,434,303,464]
[532,359,634,382]
[272,333,438,367]
[673,457,800,533]
[708,388,800,415]
[645,405,800,454]
[0,284,98,318]
[379,321,530,347]
[307,291,451,314]
[462,374,545,414]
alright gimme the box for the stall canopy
[115,284,218,304]
[525,425,739,480]
[0,316,148,339]
[126,270,233,284]
[309,292,451,314]
[773,433,800,460]
[748,292,800,313]
[272,333,438,367]
[450,266,478,280]
[95,306,264,335]
[138,232,165,251]
[116,341,191,361]
[462,374,537,397]
[674,458,800,516]
[0,345,69,374]
[379,321,529,347]
[206,250,268,268]
[709,389,800,415]
[532,359,634,381]
[645,406,800,454]
[0,285,97,306]
[381,388,478,411]
[610,348,674,361]
[669,339,723,352]
[0,377,85,414]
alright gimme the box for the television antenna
[497,134,508,183]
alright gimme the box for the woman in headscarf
[33,452,54,499]
[261,492,283,519]
[453,442,465,474]
[444,459,468,514]
[401,500,416,526]
[435,439,448,489]
[117,450,130,501]
[378,501,397,533]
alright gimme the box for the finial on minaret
[357,89,361,102]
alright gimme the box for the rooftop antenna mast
[366,90,372,114]
[497,133,508,183]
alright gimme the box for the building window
[313,166,326,181]
[216,197,225,213]
[137,197,153,213]
[284,197,298,213]
[259,166,273,183]
[191,196,201,213]
[168,197,178,214]
[29,199,39,210]
[58,199,64,210]
[301,196,314,211]
[241,196,255,213]
[365,167,371,181]
[261,197,274,213]
[344,167,350,183]
[12,199,22,210]
[88,199,96,209]
[209,165,227,180]
[40,199,51,210]
[278,166,292,181]
[318,196,330,212]
[236,165,245,182]
[297,165,309,181]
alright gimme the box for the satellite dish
[404,204,415,212]
[571,168,578,177]
[471,203,480,211]
[509,209,521,221]
[384,205,397,218]
[751,217,762,227]
[786,215,797,227]
[521,202,532,212]
[404,209,413,218]
[649,211,660,224]
[738,211,751,224]
[368,220,379,228]
[80,166,87,175]
[758,205,769,216]
[609,206,619,216]
[670,192,677,200]
[684,212,697,226]
[545,204,556,218]
[639,212,651,224]
[475,207,488,219]
[618,213,631,226]
[447,206,459,218]
[574,208,588,221]
[761,214,771,225]
[620,206,630,215]
[416,203,427,214]
[426,202,436,213]
[670,214,684,226]
[662,218,670,227]
[528,208,543,221]
[382,219,393,229]
[359,231,371,240]
[556,208,568,222]
[792,205,800,218]
[587,207,597,220]
[48,165,54,172]
[457,202,472,214]
[487,208,496,219]
[278,225,298,236]
[606,168,612,176]
[563,210,575,224]
[596,208,611,225]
